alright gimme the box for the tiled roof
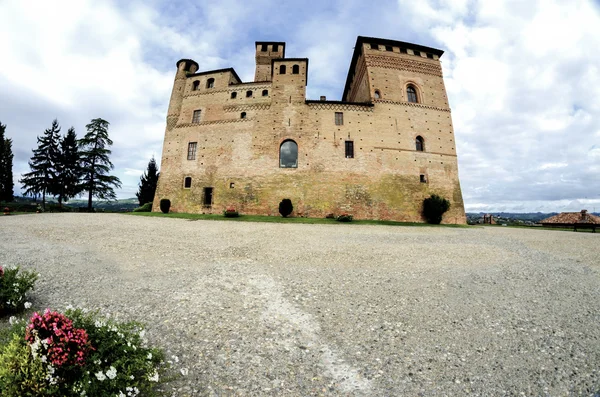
[540,211,600,224]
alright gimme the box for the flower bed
[0,308,167,396]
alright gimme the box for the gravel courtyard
[1,213,599,396]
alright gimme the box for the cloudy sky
[1,0,599,213]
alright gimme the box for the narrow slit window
[335,112,343,126]
[203,187,213,207]
[279,64,286,74]
[292,64,300,74]
[184,177,192,188]
[187,142,197,160]
[206,78,214,88]
[192,110,202,123]
[420,174,427,183]
[374,90,381,99]
[345,141,354,158]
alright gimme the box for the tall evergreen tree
[55,127,82,206]
[79,118,122,211]
[136,156,159,206]
[20,120,61,210]
[0,122,15,202]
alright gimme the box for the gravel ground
[1,213,599,396]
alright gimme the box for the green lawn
[127,211,469,227]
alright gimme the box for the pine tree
[55,127,82,206]
[136,157,159,206]
[20,120,61,210]
[0,122,15,202]
[79,118,122,211]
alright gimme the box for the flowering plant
[0,265,38,315]
[0,308,168,396]
[223,206,240,218]
[26,309,92,368]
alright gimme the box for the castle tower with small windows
[153,36,466,223]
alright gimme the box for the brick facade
[153,36,467,224]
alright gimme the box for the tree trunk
[42,188,46,211]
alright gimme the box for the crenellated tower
[254,41,285,82]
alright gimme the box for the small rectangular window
[400,48,407,54]
[203,187,213,207]
[261,44,267,51]
[187,142,197,160]
[273,44,279,52]
[370,43,378,50]
[420,174,427,183]
[385,45,393,52]
[345,141,354,158]
[427,53,434,59]
[335,112,343,126]
[192,110,201,123]
[414,50,421,56]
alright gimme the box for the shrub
[336,213,353,222]
[278,199,293,218]
[133,202,153,212]
[0,266,38,315]
[159,199,170,214]
[0,308,168,397]
[223,207,239,218]
[422,194,450,224]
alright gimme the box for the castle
[153,36,466,223]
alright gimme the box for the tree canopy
[79,118,122,211]
[136,157,159,206]
[0,122,14,202]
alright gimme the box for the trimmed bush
[336,213,353,222]
[0,266,38,315]
[423,194,450,224]
[133,202,152,212]
[159,199,170,214]
[278,199,293,218]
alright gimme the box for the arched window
[206,78,214,89]
[192,80,200,91]
[279,140,298,168]
[231,92,237,99]
[407,85,418,103]
[246,90,253,98]
[279,65,286,74]
[240,112,246,119]
[374,90,381,99]
[262,89,268,96]
[415,136,424,152]
[184,177,192,188]
[292,65,299,74]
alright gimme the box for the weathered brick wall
[153,38,466,224]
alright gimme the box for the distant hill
[467,211,600,225]
[5,196,141,212]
